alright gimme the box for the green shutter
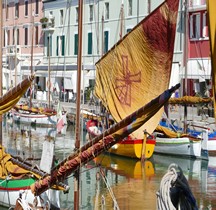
[104,31,109,53]
[47,36,49,56]
[74,34,78,55]
[56,36,59,56]
[62,36,65,56]
[88,33,92,54]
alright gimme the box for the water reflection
[2,117,216,209]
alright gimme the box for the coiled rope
[156,163,198,210]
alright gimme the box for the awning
[64,77,73,90]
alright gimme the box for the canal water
[2,116,216,209]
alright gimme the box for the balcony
[40,16,55,33]
[6,46,21,57]
[189,0,206,11]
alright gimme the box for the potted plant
[40,17,48,28]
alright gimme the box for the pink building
[2,0,44,90]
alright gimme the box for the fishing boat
[10,102,67,132]
[85,0,180,159]
[159,115,216,152]
[11,104,59,127]
[8,2,67,130]
[0,75,67,209]
[0,145,65,209]
[153,0,216,158]
[86,119,155,159]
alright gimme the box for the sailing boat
[153,1,212,159]
[86,0,180,159]
[0,75,66,208]
[10,11,67,130]
[30,83,179,195]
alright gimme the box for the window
[147,0,151,14]
[3,30,6,47]
[190,13,200,39]
[89,5,93,22]
[76,7,78,23]
[74,33,78,55]
[105,2,109,20]
[25,1,28,16]
[47,35,52,56]
[17,29,19,45]
[15,2,19,18]
[25,28,28,45]
[128,0,132,16]
[104,31,109,53]
[6,4,9,19]
[13,28,15,45]
[7,30,10,45]
[35,26,39,45]
[202,12,208,37]
[127,28,132,33]
[13,28,19,45]
[35,0,39,15]
[56,36,65,56]
[88,32,92,54]
[60,10,64,25]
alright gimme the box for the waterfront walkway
[27,97,216,130]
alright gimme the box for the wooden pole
[101,15,104,57]
[29,1,34,108]
[74,0,83,209]
[183,0,188,132]
[0,1,2,144]
[48,34,51,108]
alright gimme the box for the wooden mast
[119,1,124,39]
[183,0,188,132]
[74,0,83,209]
[0,1,2,144]
[29,0,34,108]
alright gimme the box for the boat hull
[11,110,57,127]
[86,121,156,159]
[108,138,155,159]
[154,137,203,159]
[0,177,60,208]
[0,177,35,207]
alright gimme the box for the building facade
[2,0,44,91]
[2,0,211,101]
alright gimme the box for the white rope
[156,163,179,210]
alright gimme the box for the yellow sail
[95,0,180,138]
[207,0,216,120]
[169,96,212,104]
[0,74,34,114]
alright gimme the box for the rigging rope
[156,163,198,210]
[98,167,120,210]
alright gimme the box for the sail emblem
[115,55,141,106]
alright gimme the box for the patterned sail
[207,0,216,119]
[0,74,34,114]
[95,0,180,138]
